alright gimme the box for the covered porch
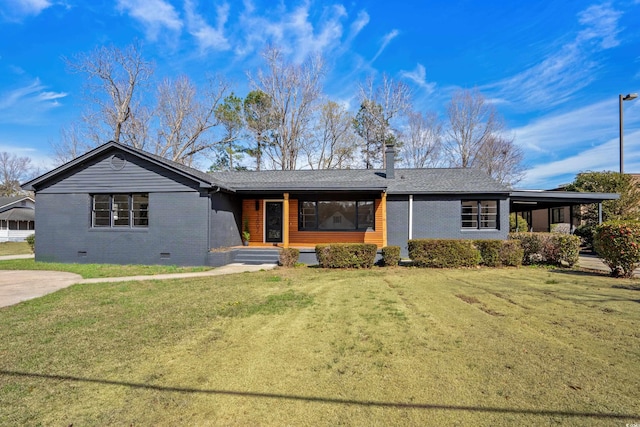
[0,208,35,242]
[239,191,388,249]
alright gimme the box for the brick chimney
[385,144,395,179]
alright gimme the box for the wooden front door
[265,202,283,243]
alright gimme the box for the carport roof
[510,190,619,210]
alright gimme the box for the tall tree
[0,152,34,196]
[249,46,325,170]
[445,88,523,185]
[401,111,443,168]
[304,101,358,169]
[243,90,274,171]
[213,93,245,170]
[565,171,640,224]
[155,75,229,166]
[65,41,154,147]
[355,74,412,168]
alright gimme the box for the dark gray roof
[0,196,33,210]
[0,207,34,221]
[212,167,510,194]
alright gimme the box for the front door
[265,202,283,243]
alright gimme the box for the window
[461,200,498,230]
[299,200,375,231]
[551,208,565,224]
[92,194,149,228]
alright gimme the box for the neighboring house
[0,196,35,242]
[22,141,618,265]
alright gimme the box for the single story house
[22,141,618,266]
[0,195,35,242]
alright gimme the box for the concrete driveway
[0,270,83,308]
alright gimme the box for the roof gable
[22,141,230,192]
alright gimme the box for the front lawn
[0,242,31,256]
[0,258,211,278]
[0,267,638,425]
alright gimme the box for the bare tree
[445,88,500,168]
[445,88,524,186]
[51,121,94,165]
[304,101,358,169]
[401,111,443,168]
[244,90,275,171]
[474,134,525,186]
[65,41,154,147]
[355,74,412,168]
[155,75,229,166]
[0,152,34,196]
[249,46,325,170]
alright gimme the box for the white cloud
[116,0,182,40]
[370,29,399,63]
[1,0,52,21]
[400,63,436,93]
[0,79,67,123]
[184,0,230,51]
[237,2,348,62]
[484,3,623,109]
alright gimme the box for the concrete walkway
[577,253,640,276]
[0,254,34,261]
[0,262,277,308]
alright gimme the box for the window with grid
[92,194,149,228]
[461,200,498,230]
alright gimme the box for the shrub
[574,224,595,250]
[499,240,524,267]
[408,239,480,268]
[509,213,529,232]
[593,220,640,278]
[474,240,503,267]
[509,232,579,267]
[25,234,35,253]
[381,246,401,266]
[279,248,300,268]
[315,243,377,268]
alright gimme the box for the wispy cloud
[400,63,436,93]
[1,0,52,21]
[370,29,399,63]
[237,2,349,62]
[0,79,67,124]
[484,2,623,109]
[116,0,183,41]
[184,0,230,52]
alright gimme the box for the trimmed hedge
[315,243,377,268]
[593,220,640,278]
[474,240,523,267]
[509,232,580,267]
[408,239,480,268]
[279,248,300,268]
[381,246,401,266]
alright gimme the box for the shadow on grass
[2,370,638,420]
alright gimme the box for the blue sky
[1,0,639,188]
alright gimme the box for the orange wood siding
[288,198,385,248]
[242,196,386,248]
[242,199,264,244]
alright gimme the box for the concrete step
[233,249,280,265]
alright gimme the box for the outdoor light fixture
[620,93,638,174]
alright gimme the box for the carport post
[598,203,603,224]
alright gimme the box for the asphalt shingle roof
[211,167,510,194]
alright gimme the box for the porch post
[382,192,388,247]
[598,202,603,224]
[283,193,290,248]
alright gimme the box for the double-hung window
[92,194,149,228]
[461,200,498,230]
[299,200,375,231]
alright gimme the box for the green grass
[0,267,639,425]
[0,258,211,278]
[0,242,31,256]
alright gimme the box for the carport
[509,190,620,231]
